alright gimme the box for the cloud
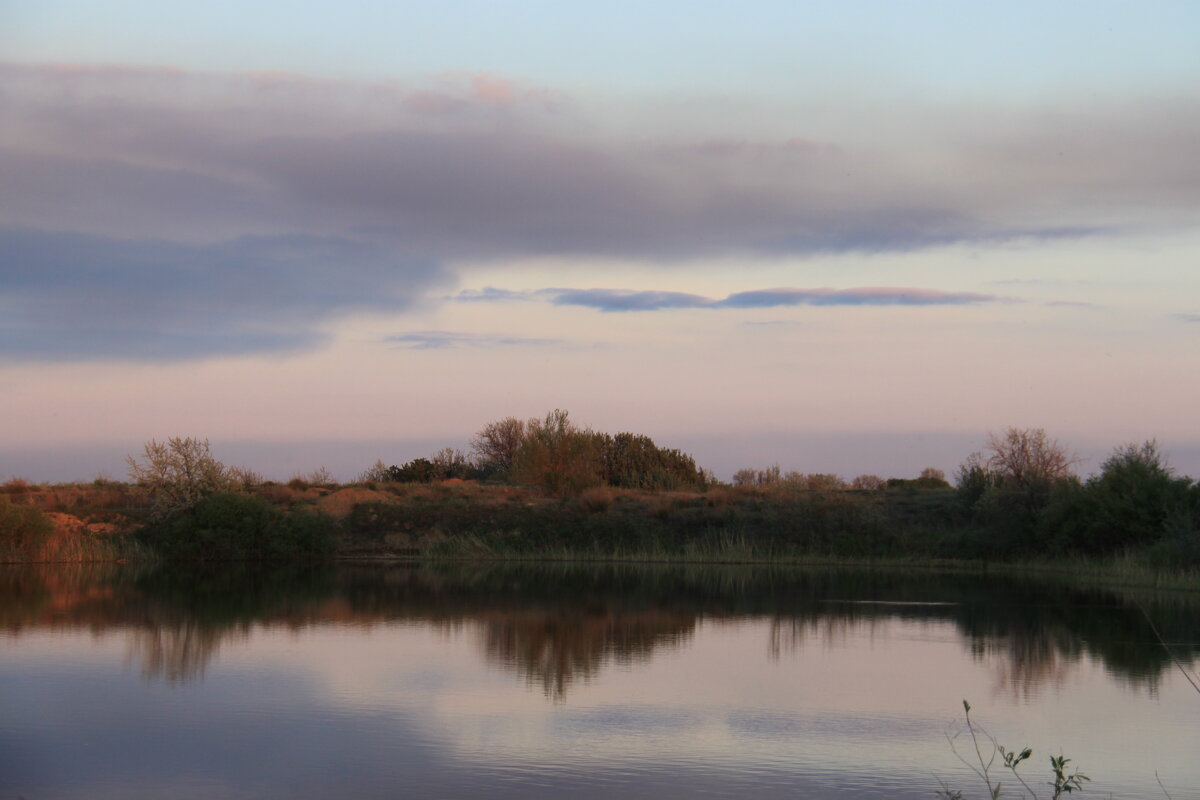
[989,278,1099,287]
[455,286,1008,312]
[454,287,538,303]
[0,228,446,360]
[1043,300,1098,308]
[717,287,1003,308]
[548,289,712,312]
[4,62,1198,360]
[7,62,1196,260]
[386,331,561,349]
[741,320,805,328]
[1173,313,1200,323]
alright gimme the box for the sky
[2,1,1199,482]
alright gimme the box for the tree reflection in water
[1,562,1196,696]
[479,608,696,699]
[125,621,241,683]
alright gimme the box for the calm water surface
[2,562,1198,799]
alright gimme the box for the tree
[471,417,526,475]
[127,437,238,522]
[598,431,707,491]
[955,451,1002,509]
[1063,440,1195,553]
[852,474,886,491]
[511,409,604,496]
[960,428,1078,548]
[732,465,782,488]
[984,428,1077,490]
[430,447,475,480]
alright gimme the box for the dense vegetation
[956,434,1200,563]
[376,409,709,493]
[2,419,1198,573]
[0,494,52,561]
[142,492,336,562]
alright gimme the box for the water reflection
[481,608,696,698]
[1,562,1196,696]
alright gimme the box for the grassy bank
[4,478,1199,593]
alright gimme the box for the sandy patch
[315,488,395,517]
[46,512,88,535]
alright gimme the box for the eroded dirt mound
[315,488,395,517]
[46,512,117,536]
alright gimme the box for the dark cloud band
[0,228,445,361]
[386,331,561,349]
[457,286,1007,312]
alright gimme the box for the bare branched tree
[984,427,1077,489]
[126,437,238,521]
[852,474,886,491]
[430,447,473,479]
[471,416,527,473]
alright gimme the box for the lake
[2,562,1198,798]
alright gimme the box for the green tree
[1058,441,1196,554]
[598,432,707,491]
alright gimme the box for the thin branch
[1136,601,1200,697]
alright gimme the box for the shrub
[357,459,392,483]
[920,466,946,483]
[387,458,437,483]
[578,486,616,513]
[888,475,952,491]
[430,448,477,480]
[733,465,781,488]
[852,474,886,491]
[126,437,239,522]
[0,495,53,559]
[2,477,32,496]
[143,492,336,561]
[597,432,708,491]
[1059,441,1196,554]
[229,466,264,490]
[512,409,604,496]
[955,452,1002,510]
[782,472,848,492]
[291,466,334,487]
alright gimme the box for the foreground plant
[937,700,1089,799]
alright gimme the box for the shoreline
[4,479,1198,593]
[5,548,1198,595]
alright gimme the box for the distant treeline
[3,419,1199,569]
[342,416,1200,565]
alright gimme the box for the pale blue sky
[2,1,1198,481]
[6,1,1200,96]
